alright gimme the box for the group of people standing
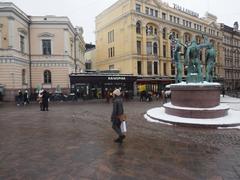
[16,90,29,106]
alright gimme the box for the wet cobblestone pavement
[0,100,240,180]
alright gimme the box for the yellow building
[0,2,85,101]
[95,0,223,92]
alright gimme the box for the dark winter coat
[111,96,124,122]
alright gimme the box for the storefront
[136,77,174,95]
[69,73,137,99]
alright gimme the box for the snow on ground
[145,95,240,128]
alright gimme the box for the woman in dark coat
[111,88,125,143]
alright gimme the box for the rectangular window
[163,63,167,76]
[108,30,114,43]
[147,61,152,75]
[163,45,166,58]
[150,9,154,16]
[20,35,25,53]
[42,39,51,55]
[170,15,173,22]
[137,41,141,55]
[155,10,158,17]
[136,4,141,12]
[147,42,152,55]
[145,7,149,15]
[137,61,142,75]
[154,62,158,75]
[108,47,115,58]
[162,13,166,20]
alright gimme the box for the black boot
[114,137,123,143]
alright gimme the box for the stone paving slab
[0,100,240,179]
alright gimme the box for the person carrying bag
[111,88,126,143]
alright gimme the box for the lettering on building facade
[173,3,199,18]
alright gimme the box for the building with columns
[0,2,85,101]
[221,22,240,91]
[95,0,224,93]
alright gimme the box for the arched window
[153,42,158,55]
[22,69,26,85]
[136,21,141,34]
[44,70,52,84]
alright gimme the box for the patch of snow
[164,102,229,111]
[146,107,240,126]
[170,81,220,87]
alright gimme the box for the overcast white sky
[3,0,240,43]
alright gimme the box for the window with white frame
[20,35,25,53]
[22,69,26,85]
[42,39,51,55]
[136,4,141,12]
[44,70,52,84]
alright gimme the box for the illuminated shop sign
[108,77,126,80]
[173,3,199,18]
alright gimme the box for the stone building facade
[95,0,224,92]
[0,2,85,101]
[221,23,240,91]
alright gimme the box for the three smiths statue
[170,34,216,83]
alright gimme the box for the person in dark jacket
[42,89,49,111]
[111,88,125,143]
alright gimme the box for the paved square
[0,100,240,179]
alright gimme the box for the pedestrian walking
[42,89,49,111]
[23,90,29,105]
[111,88,126,143]
[17,90,23,106]
[37,90,43,111]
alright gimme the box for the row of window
[136,40,167,58]
[225,70,240,79]
[136,21,206,44]
[137,61,186,76]
[19,35,78,56]
[135,4,220,36]
[225,59,240,68]
[223,36,240,46]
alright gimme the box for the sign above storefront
[108,77,126,81]
[173,3,199,18]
